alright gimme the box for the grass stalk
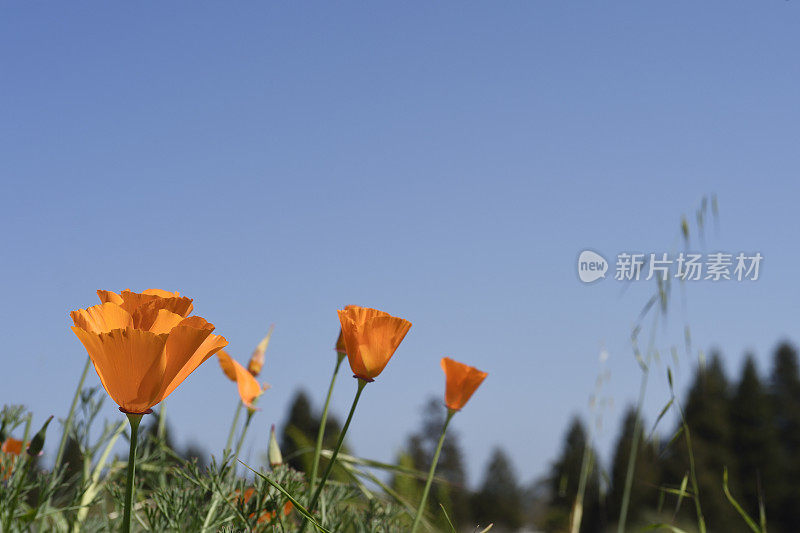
[301,377,368,532]
[309,352,346,496]
[410,409,455,533]
[54,356,91,471]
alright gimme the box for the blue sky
[2,2,800,487]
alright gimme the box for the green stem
[233,409,254,463]
[55,356,91,470]
[225,401,243,453]
[301,378,368,532]
[157,401,167,486]
[123,413,143,533]
[309,353,346,496]
[410,409,455,533]
[21,413,32,443]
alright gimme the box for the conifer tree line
[278,342,800,532]
[543,341,800,533]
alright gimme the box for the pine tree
[770,342,800,530]
[667,353,738,531]
[730,355,779,525]
[607,407,660,527]
[280,390,316,472]
[279,389,343,475]
[542,417,602,533]
[393,398,471,530]
[473,447,525,532]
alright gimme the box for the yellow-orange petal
[113,289,194,317]
[71,326,169,413]
[218,351,265,408]
[134,308,185,334]
[142,288,181,298]
[70,303,134,334]
[97,290,124,306]
[159,318,227,401]
[1,438,23,455]
[441,357,487,411]
[132,295,194,322]
[217,349,238,381]
[337,312,368,377]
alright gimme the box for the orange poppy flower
[247,325,274,377]
[238,488,293,523]
[217,350,267,410]
[441,357,487,411]
[70,289,228,414]
[337,305,411,381]
[1,437,24,480]
[1,438,23,455]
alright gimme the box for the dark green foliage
[664,353,739,531]
[473,447,526,532]
[280,389,344,475]
[730,355,780,526]
[607,407,660,527]
[769,342,800,530]
[541,417,602,533]
[394,398,472,531]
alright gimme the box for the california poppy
[441,357,487,411]
[1,438,23,455]
[238,488,293,524]
[337,305,411,381]
[70,289,228,414]
[217,350,267,410]
[1,437,24,480]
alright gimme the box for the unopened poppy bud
[268,424,282,467]
[247,325,274,377]
[0,420,7,444]
[27,415,53,457]
[335,330,346,354]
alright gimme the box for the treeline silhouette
[545,341,800,533]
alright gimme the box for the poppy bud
[247,325,274,377]
[0,419,7,444]
[27,415,53,457]
[268,424,283,467]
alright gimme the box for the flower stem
[54,356,91,470]
[123,413,143,533]
[410,409,455,533]
[157,401,168,487]
[233,409,254,463]
[225,401,243,453]
[309,352,346,496]
[301,378,368,532]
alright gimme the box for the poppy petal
[70,302,134,334]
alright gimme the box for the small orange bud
[247,325,274,377]
[335,329,346,354]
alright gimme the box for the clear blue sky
[2,2,800,487]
